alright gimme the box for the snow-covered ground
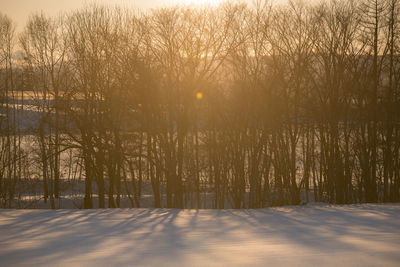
[1,204,399,266]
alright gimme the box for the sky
[0,0,273,32]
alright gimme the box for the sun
[176,0,224,6]
[196,92,203,100]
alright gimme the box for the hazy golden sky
[0,1,158,29]
[0,0,265,30]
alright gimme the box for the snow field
[0,203,399,266]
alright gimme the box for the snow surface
[1,204,400,266]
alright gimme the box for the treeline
[1,0,400,209]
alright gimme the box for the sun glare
[176,0,224,6]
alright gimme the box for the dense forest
[0,0,399,209]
